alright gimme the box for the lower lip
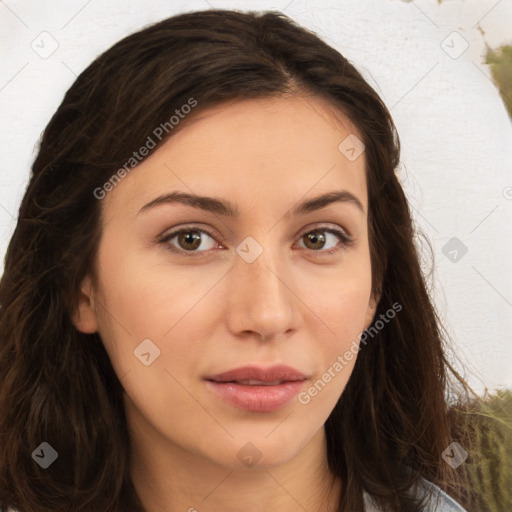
[205,380,305,412]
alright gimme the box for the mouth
[204,365,308,412]
[205,364,307,384]
[207,378,304,385]
[210,379,299,386]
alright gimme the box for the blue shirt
[363,478,468,511]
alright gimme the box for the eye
[296,227,353,255]
[159,225,353,257]
[160,227,221,254]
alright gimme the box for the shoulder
[420,479,468,511]
[363,478,468,512]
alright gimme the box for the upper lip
[206,365,307,383]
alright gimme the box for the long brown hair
[0,9,472,511]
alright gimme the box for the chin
[212,434,305,472]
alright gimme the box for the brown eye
[177,230,202,251]
[302,231,327,250]
[161,228,218,254]
[297,227,352,255]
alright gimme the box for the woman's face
[75,95,376,470]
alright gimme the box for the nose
[224,243,297,341]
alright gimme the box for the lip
[204,365,307,413]
[206,364,306,383]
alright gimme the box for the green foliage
[449,389,512,512]
[485,46,512,119]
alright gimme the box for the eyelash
[158,225,354,257]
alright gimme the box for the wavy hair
[0,9,471,511]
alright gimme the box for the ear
[72,275,99,334]
[363,292,380,330]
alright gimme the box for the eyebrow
[138,190,365,217]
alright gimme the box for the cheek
[92,246,213,437]
[299,250,373,335]
[94,232,207,336]
[295,291,370,420]
[92,237,230,391]
[295,253,372,383]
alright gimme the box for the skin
[73,95,377,512]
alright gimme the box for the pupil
[307,232,325,249]
[180,230,201,250]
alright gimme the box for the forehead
[103,95,367,217]
[164,95,362,160]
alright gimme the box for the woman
[0,9,472,512]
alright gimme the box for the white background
[1,0,511,395]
